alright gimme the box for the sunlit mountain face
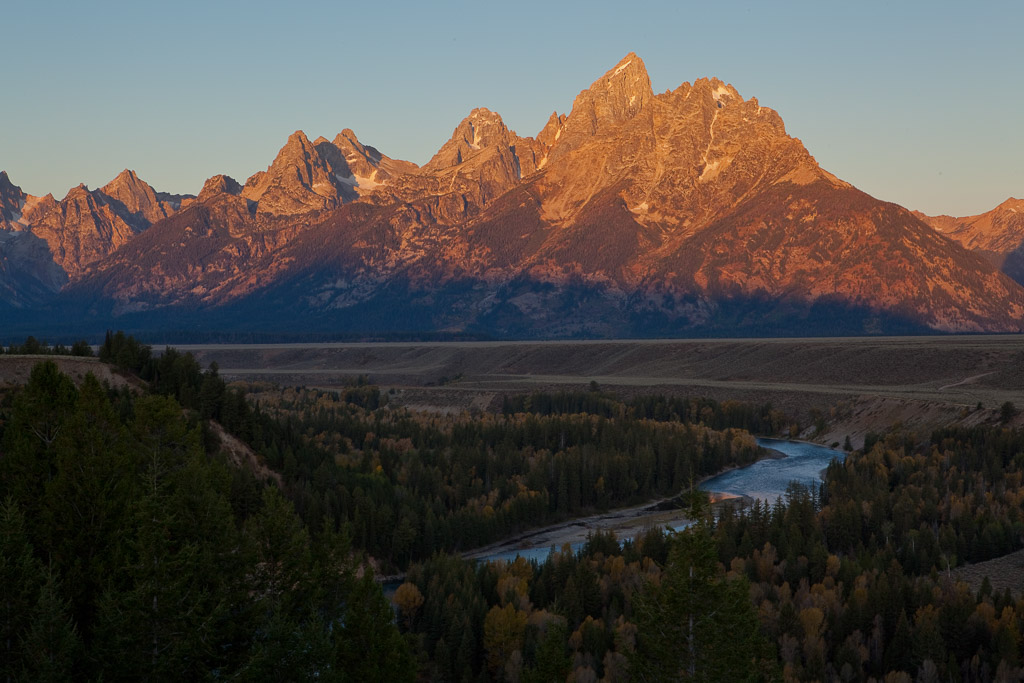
[915,198,1024,287]
[4,54,1024,340]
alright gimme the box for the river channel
[382,439,846,591]
[700,438,846,502]
[471,438,846,565]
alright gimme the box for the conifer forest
[1,334,1022,681]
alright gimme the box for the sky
[3,0,1022,217]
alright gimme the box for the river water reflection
[474,439,846,565]
[700,438,846,503]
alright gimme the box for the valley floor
[174,335,1024,448]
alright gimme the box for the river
[472,438,846,565]
[383,438,846,592]
[699,438,846,503]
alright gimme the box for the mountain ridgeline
[3,53,1024,339]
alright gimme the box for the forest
[1,333,1021,681]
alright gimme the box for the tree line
[233,381,765,570]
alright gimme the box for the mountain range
[2,53,1023,340]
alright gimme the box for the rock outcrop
[100,169,179,227]
[241,130,354,215]
[197,174,244,203]
[0,171,28,227]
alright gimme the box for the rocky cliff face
[241,130,354,215]
[9,53,1024,337]
[239,128,418,216]
[0,168,189,308]
[24,170,185,277]
[0,172,28,227]
[99,169,180,227]
[28,184,140,276]
[545,52,653,164]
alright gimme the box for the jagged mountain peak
[108,168,141,183]
[421,107,516,173]
[545,52,653,162]
[333,128,369,154]
[531,58,833,227]
[601,52,650,88]
[332,129,371,161]
[285,129,314,148]
[99,168,178,228]
[241,126,414,212]
[258,130,321,170]
[102,169,151,198]
[591,52,651,99]
[63,184,93,200]
[691,77,742,108]
[198,174,243,203]
[466,106,502,122]
[536,111,566,148]
[240,129,355,214]
[0,170,29,225]
[331,129,417,194]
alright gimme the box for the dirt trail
[938,371,996,391]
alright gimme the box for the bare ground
[953,549,1024,597]
[207,420,283,487]
[0,355,142,392]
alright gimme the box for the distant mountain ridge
[3,53,1023,339]
[915,198,1024,286]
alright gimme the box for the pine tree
[18,571,81,682]
[523,620,571,683]
[631,522,771,681]
[44,373,134,632]
[0,361,78,527]
[336,571,416,682]
[0,498,44,681]
[93,394,235,680]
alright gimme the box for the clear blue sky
[4,0,1021,216]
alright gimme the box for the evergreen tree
[18,571,81,682]
[44,374,134,632]
[0,361,78,527]
[336,571,416,682]
[0,497,44,681]
[523,620,571,683]
[632,522,771,681]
